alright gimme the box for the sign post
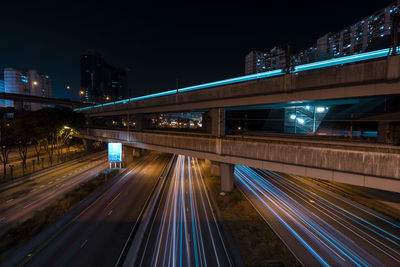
[108,143,122,168]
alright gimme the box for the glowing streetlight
[105,96,110,101]
[66,85,71,90]
[33,81,38,86]
[79,90,85,96]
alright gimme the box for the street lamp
[33,81,38,86]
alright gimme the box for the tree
[0,119,13,179]
[19,108,85,164]
[13,115,34,171]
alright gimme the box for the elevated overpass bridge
[77,48,400,193]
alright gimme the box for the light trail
[0,154,108,233]
[139,155,231,266]
[75,48,392,112]
[15,152,167,267]
[235,165,400,266]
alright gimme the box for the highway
[136,155,232,266]
[235,166,400,266]
[0,152,108,234]
[20,152,172,267]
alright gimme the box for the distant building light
[316,107,326,113]
[296,118,305,124]
[290,114,296,120]
[305,105,310,110]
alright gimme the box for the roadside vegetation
[202,164,301,267]
[0,107,85,181]
[0,169,118,258]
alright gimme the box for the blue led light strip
[75,48,393,111]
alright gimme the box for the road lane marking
[106,192,121,208]
[108,210,113,216]
[6,199,13,203]
[80,239,88,248]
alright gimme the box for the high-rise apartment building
[316,0,400,60]
[245,0,400,74]
[80,50,129,104]
[3,68,52,110]
[245,47,286,75]
[245,50,268,75]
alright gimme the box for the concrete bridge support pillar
[378,122,389,144]
[210,161,220,176]
[220,163,234,193]
[133,148,143,157]
[133,114,145,131]
[123,145,134,166]
[82,139,94,152]
[209,108,225,137]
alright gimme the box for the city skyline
[0,0,396,100]
[1,1,400,266]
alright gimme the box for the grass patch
[204,173,301,267]
[0,169,119,255]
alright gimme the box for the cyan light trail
[75,48,393,112]
[235,166,400,266]
[139,155,231,266]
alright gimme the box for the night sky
[0,0,394,100]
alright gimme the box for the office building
[80,50,129,104]
[3,68,52,110]
[0,79,5,107]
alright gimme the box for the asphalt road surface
[235,166,400,266]
[0,152,107,234]
[136,155,232,266]
[20,152,171,267]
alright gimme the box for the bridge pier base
[123,146,134,166]
[220,163,234,193]
[133,148,143,157]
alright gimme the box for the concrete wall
[81,129,400,193]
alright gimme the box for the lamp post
[79,90,85,102]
